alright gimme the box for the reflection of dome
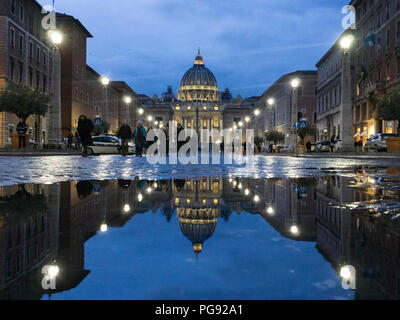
[177,207,218,258]
[178,50,219,102]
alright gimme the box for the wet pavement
[1,166,400,299]
[1,154,400,186]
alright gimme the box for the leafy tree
[0,81,49,121]
[93,120,110,136]
[297,126,318,145]
[377,89,400,134]
[254,136,264,147]
[265,130,285,144]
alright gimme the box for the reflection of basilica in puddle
[1,167,400,299]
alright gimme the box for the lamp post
[101,76,110,125]
[290,78,300,156]
[340,34,354,152]
[267,97,276,132]
[47,30,63,147]
[124,96,132,125]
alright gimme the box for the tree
[297,126,318,145]
[265,130,285,144]
[0,81,50,121]
[377,89,400,134]
[254,136,264,148]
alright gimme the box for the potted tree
[265,130,285,153]
[298,126,318,153]
[0,82,49,148]
[377,89,400,152]
[254,136,264,153]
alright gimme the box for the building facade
[256,71,318,145]
[0,0,54,147]
[316,37,344,142]
[350,0,400,145]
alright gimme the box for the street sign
[294,121,307,128]
[94,117,102,126]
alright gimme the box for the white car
[365,134,397,152]
[87,135,135,155]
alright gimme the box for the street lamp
[138,108,144,115]
[290,225,299,235]
[254,109,260,116]
[124,96,132,124]
[290,78,300,156]
[49,30,63,47]
[245,116,250,123]
[340,35,354,52]
[101,76,110,125]
[267,97,276,132]
[47,30,63,147]
[123,204,131,213]
[340,33,354,151]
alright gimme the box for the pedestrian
[306,141,312,153]
[177,123,184,152]
[16,118,29,148]
[77,115,94,157]
[117,122,132,156]
[67,131,73,149]
[330,135,336,152]
[133,121,147,157]
[74,131,81,150]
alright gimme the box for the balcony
[365,81,386,96]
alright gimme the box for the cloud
[39,0,349,97]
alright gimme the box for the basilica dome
[178,50,219,102]
[177,207,218,258]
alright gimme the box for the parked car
[277,145,293,153]
[87,135,135,155]
[365,133,397,152]
[315,141,330,152]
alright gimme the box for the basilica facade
[138,51,258,133]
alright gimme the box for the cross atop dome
[194,48,204,65]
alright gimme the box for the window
[43,76,47,93]
[10,0,16,15]
[43,52,47,65]
[387,2,390,20]
[74,87,78,98]
[387,29,391,47]
[19,4,24,21]
[18,62,23,83]
[36,72,41,90]
[28,68,33,87]
[75,65,79,75]
[80,91,83,101]
[297,87,303,96]
[9,57,15,80]
[10,28,15,47]
[29,41,33,57]
[19,34,24,52]
[36,46,40,63]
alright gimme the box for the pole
[341,49,353,151]
[291,87,298,156]
[47,47,62,146]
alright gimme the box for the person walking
[117,122,132,156]
[133,121,147,157]
[74,131,81,150]
[77,115,94,157]
[67,132,74,150]
[306,140,312,153]
[330,135,336,153]
[16,118,29,149]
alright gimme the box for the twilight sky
[40,0,349,98]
